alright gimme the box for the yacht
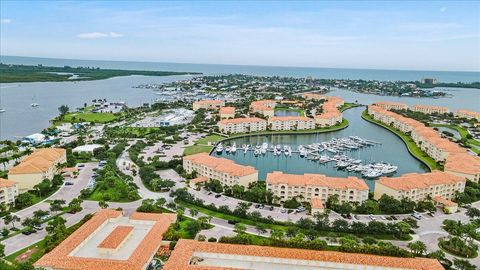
[225,146,231,154]
[0,108,5,113]
[254,149,260,156]
[31,103,39,107]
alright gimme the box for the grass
[183,134,225,156]
[62,112,118,123]
[194,135,225,145]
[177,200,402,241]
[362,110,440,171]
[183,145,214,156]
[339,103,361,112]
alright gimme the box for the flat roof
[163,240,443,270]
[34,210,176,270]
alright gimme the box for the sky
[0,1,479,71]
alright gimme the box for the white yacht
[0,108,5,113]
[215,143,223,154]
[31,103,39,107]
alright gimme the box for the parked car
[369,214,376,221]
[269,206,274,211]
[346,214,352,219]
[258,204,265,209]
[214,194,222,198]
[280,208,287,213]
[411,212,422,220]
[390,215,398,220]
[33,225,43,231]
[354,214,359,220]
[227,220,239,225]
[296,206,306,213]
[40,214,51,221]
[65,181,74,186]
[427,212,435,217]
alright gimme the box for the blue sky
[1,1,479,71]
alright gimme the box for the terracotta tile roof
[184,153,258,177]
[250,100,276,111]
[0,178,17,188]
[34,210,176,270]
[194,100,224,105]
[266,171,368,190]
[163,239,444,270]
[62,167,79,173]
[97,225,133,249]
[268,116,314,122]
[377,171,465,191]
[444,153,480,175]
[456,109,480,118]
[433,196,457,207]
[310,198,324,209]
[218,117,266,125]
[373,101,408,109]
[8,148,66,175]
[411,105,449,112]
[191,176,208,184]
[314,96,344,120]
[219,106,235,114]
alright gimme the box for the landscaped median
[361,110,440,171]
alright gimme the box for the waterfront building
[0,178,18,205]
[433,196,458,213]
[192,99,225,111]
[373,101,408,111]
[217,117,267,134]
[314,111,343,127]
[444,153,480,183]
[163,239,443,270]
[410,105,449,114]
[183,153,258,188]
[374,171,465,202]
[219,106,235,119]
[368,105,475,171]
[455,109,480,121]
[34,209,176,270]
[268,116,315,131]
[266,171,368,204]
[8,148,66,192]
[249,100,276,118]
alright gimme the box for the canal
[211,106,429,190]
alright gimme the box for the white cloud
[440,7,447,12]
[76,32,124,39]
[1,18,12,24]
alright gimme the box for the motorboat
[0,109,5,113]
[230,143,237,154]
[225,146,231,154]
[215,143,223,154]
[254,149,260,156]
[31,103,39,107]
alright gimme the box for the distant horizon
[2,54,479,74]
[1,1,478,72]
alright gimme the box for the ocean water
[2,55,479,82]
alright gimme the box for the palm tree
[407,240,427,256]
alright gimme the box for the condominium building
[373,101,408,111]
[313,96,344,127]
[219,106,235,119]
[35,210,176,270]
[410,105,449,114]
[0,178,18,206]
[192,100,225,111]
[266,171,369,204]
[374,171,465,202]
[164,239,444,270]
[455,109,480,121]
[268,116,315,131]
[217,117,267,134]
[8,148,67,192]
[249,100,276,118]
[183,153,258,187]
[369,104,480,184]
[444,153,480,183]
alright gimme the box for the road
[3,147,480,267]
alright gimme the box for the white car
[369,214,377,221]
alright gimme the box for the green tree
[453,258,476,270]
[407,240,427,256]
[234,223,247,234]
[99,200,109,209]
[58,105,69,116]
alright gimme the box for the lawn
[183,145,214,156]
[362,110,440,171]
[63,112,118,123]
[274,106,306,117]
[194,135,225,145]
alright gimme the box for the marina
[215,136,397,179]
[211,106,428,190]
